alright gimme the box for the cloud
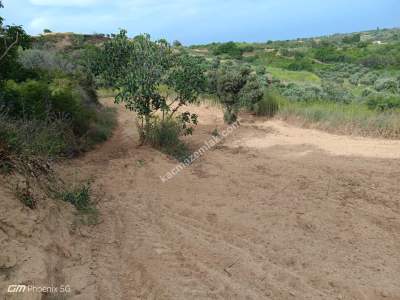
[29,16,51,31]
[30,0,100,7]
[28,13,116,33]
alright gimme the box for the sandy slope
[66,99,400,300]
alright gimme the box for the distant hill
[32,32,110,51]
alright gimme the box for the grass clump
[15,182,37,209]
[253,91,280,117]
[145,118,190,161]
[61,183,92,211]
[60,182,99,225]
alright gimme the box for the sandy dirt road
[66,98,400,300]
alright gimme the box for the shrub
[374,77,398,93]
[145,118,189,161]
[321,82,352,103]
[349,73,362,85]
[1,79,95,136]
[367,94,400,111]
[213,42,243,59]
[0,106,115,158]
[281,83,323,101]
[0,114,76,157]
[287,60,313,72]
[362,88,374,97]
[360,72,378,85]
[239,75,264,109]
[253,91,280,117]
[215,65,263,123]
[18,49,77,74]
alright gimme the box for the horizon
[29,26,400,46]
[2,0,400,45]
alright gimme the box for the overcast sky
[2,0,400,44]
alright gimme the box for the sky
[2,0,400,45]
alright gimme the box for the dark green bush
[287,60,313,72]
[1,78,95,136]
[367,94,400,111]
[213,42,243,59]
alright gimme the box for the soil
[1,98,400,300]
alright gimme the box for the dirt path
[69,99,400,300]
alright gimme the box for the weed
[136,159,145,167]
[211,128,220,137]
[61,183,92,211]
[15,181,37,209]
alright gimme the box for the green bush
[145,118,189,161]
[0,114,75,157]
[213,42,243,59]
[287,60,313,72]
[367,94,400,111]
[0,107,116,158]
[18,49,77,74]
[374,78,398,93]
[1,79,95,136]
[360,72,378,85]
[253,91,280,117]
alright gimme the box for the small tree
[215,65,263,123]
[92,30,205,142]
[173,40,182,47]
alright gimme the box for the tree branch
[0,31,18,62]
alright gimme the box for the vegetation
[0,3,115,215]
[208,64,263,123]
[253,91,280,117]
[90,30,205,158]
[188,27,400,137]
[0,3,116,160]
[278,100,400,138]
